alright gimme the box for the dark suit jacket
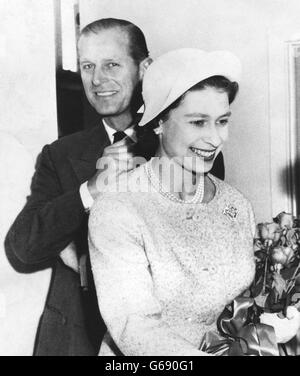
[5,122,225,356]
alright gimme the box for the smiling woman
[89,48,300,356]
[87,49,268,356]
[147,77,236,182]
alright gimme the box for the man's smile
[95,91,118,97]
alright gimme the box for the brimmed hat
[139,48,241,126]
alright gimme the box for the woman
[89,49,300,356]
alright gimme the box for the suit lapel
[68,123,110,184]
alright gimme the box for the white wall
[80,0,300,222]
[0,133,52,356]
[0,0,58,155]
[0,0,56,355]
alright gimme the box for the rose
[257,222,281,242]
[275,212,294,230]
[271,246,294,266]
[286,229,299,247]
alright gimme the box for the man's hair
[80,18,149,64]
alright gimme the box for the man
[5,18,225,356]
[5,18,151,356]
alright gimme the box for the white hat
[139,48,241,126]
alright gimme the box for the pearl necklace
[145,160,205,204]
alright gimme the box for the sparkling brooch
[223,204,238,221]
[185,208,195,220]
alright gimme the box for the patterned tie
[113,131,127,144]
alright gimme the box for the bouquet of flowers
[201,212,300,356]
[251,212,300,317]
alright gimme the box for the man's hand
[87,137,135,200]
[60,242,79,273]
[260,306,300,344]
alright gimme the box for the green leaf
[254,239,263,248]
[281,266,297,280]
[254,250,267,261]
[251,275,264,297]
[294,285,300,293]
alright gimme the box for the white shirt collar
[102,119,136,144]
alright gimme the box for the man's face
[78,28,141,117]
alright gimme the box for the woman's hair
[133,75,239,160]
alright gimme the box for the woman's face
[159,87,231,174]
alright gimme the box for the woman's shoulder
[90,191,138,221]
[89,167,147,229]
[88,172,149,249]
